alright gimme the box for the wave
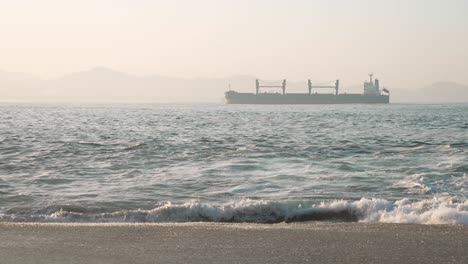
[392,174,432,194]
[1,197,466,225]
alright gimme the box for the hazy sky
[1,0,467,88]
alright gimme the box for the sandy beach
[0,222,466,264]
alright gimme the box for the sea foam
[1,196,466,225]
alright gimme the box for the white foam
[453,174,467,191]
[335,197,468,225]
[392,174,432,194]
[1,197,467,225]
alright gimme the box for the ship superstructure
[364,73,381,95]
[225,74,389,104]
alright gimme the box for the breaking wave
[1,197,467,225]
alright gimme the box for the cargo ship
[225,74,390,104]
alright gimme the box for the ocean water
[0,103,467,224]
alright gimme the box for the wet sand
[0,222,466,264]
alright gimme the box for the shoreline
[1,222,467,264]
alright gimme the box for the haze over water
[0,103,466,224]
[2,0,468,90]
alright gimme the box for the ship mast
[369,73,373,83]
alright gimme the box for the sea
[0,103,467,224]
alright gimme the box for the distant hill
[391,82,468,103]
[1,68,467,103]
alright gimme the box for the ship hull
[225,93,389,104]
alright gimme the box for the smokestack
[375,79,380,90]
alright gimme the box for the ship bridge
[364,73,381,95]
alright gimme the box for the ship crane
[307,79,340,95]
[256,79,287,95]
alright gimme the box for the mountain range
[1,67,468,103]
